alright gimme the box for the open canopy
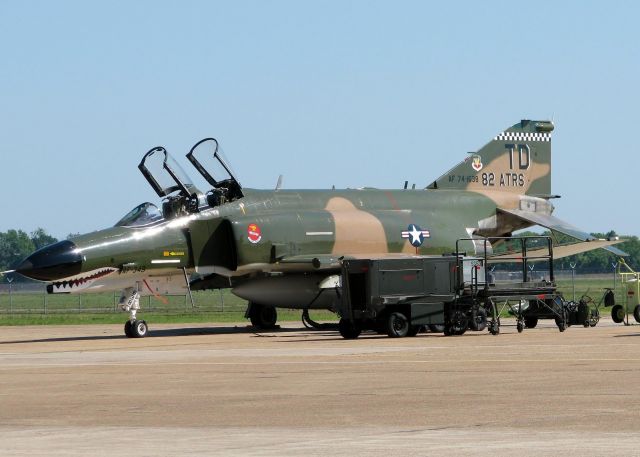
[139,146,201,198]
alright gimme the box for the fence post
[219,289,224,313]
[569,262,577,301]
[7,277,13,314]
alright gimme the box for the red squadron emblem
[247,223,262,244]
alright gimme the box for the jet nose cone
[15,240,83,281]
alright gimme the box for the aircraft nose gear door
[120,286,148,338]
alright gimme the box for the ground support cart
[337,236,590,339]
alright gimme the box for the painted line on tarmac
[2,358,640,369]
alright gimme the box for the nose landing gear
[120,287,149,338]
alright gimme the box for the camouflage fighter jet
[11,120,625,337]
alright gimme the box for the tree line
[1,228,639,282]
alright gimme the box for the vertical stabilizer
[428,120,554,197]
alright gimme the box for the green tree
[0,230,35,272]
[30,228,58,250]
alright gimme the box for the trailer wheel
[338,318,361,339]
[387,312,409,338]
[469,307,487,331]
[555,310,568,332]
[450,310,468,336]
[524,316,538,329]
[634,305,640,323]
[611,304,625,324]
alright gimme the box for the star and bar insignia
[401,224,431,247]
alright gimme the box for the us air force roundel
[401,224,431,247]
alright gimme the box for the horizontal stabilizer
[490,239,625,262]
[498,208,628,257]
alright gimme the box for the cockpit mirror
[186,138,244,205]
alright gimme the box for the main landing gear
[120,287,148,338]
[246,302,278,329]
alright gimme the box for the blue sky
[1,1,638,239]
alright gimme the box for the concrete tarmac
[1,318,639,456]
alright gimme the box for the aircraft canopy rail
[186,138,244,205]
[139,146,201,199]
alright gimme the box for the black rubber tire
[428,324,445,333]
[524,316,538,329]
[387,312,409,338]
[131,320,148,338]
[634,305,640,323]
[407,325,421,337]
[450,310,468,335]
[469,307,487,331]
[555,312,568,332]
[249,303,278,329]
[517,320,524,333]
[124,320,133,338]
[604,289,615,308]
[338,318,361,339]
[611,304,625,324]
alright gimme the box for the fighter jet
[11,119,625,337]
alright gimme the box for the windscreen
[115,202,163,227]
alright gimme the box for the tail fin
[427,119,554,197]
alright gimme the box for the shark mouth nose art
[46,268,119,294]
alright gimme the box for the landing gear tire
[387,312,409,338]
[407,325,422,337]
[131,320,148,338]
[517,319,524,333]
[634,305,640,323]
[611,304,625,324]
[428,324,445,333]
[249,303,278,329]
[338,318,361,339]
[524,316,538,329]
[124,320,133,338]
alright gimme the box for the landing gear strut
[120,287,148,338]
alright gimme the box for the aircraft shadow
[0,325,304,345]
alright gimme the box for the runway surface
[1,318,639,456]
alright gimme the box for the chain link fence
[0,283,248,315]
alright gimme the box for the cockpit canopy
[139,146,201,198]
[136,138,244,221]
[115,202,163,227]
[187,138,243,205]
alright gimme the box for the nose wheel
[120,287,149,338]
[125,319,148,338]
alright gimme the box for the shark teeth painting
[49,268,119,293]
